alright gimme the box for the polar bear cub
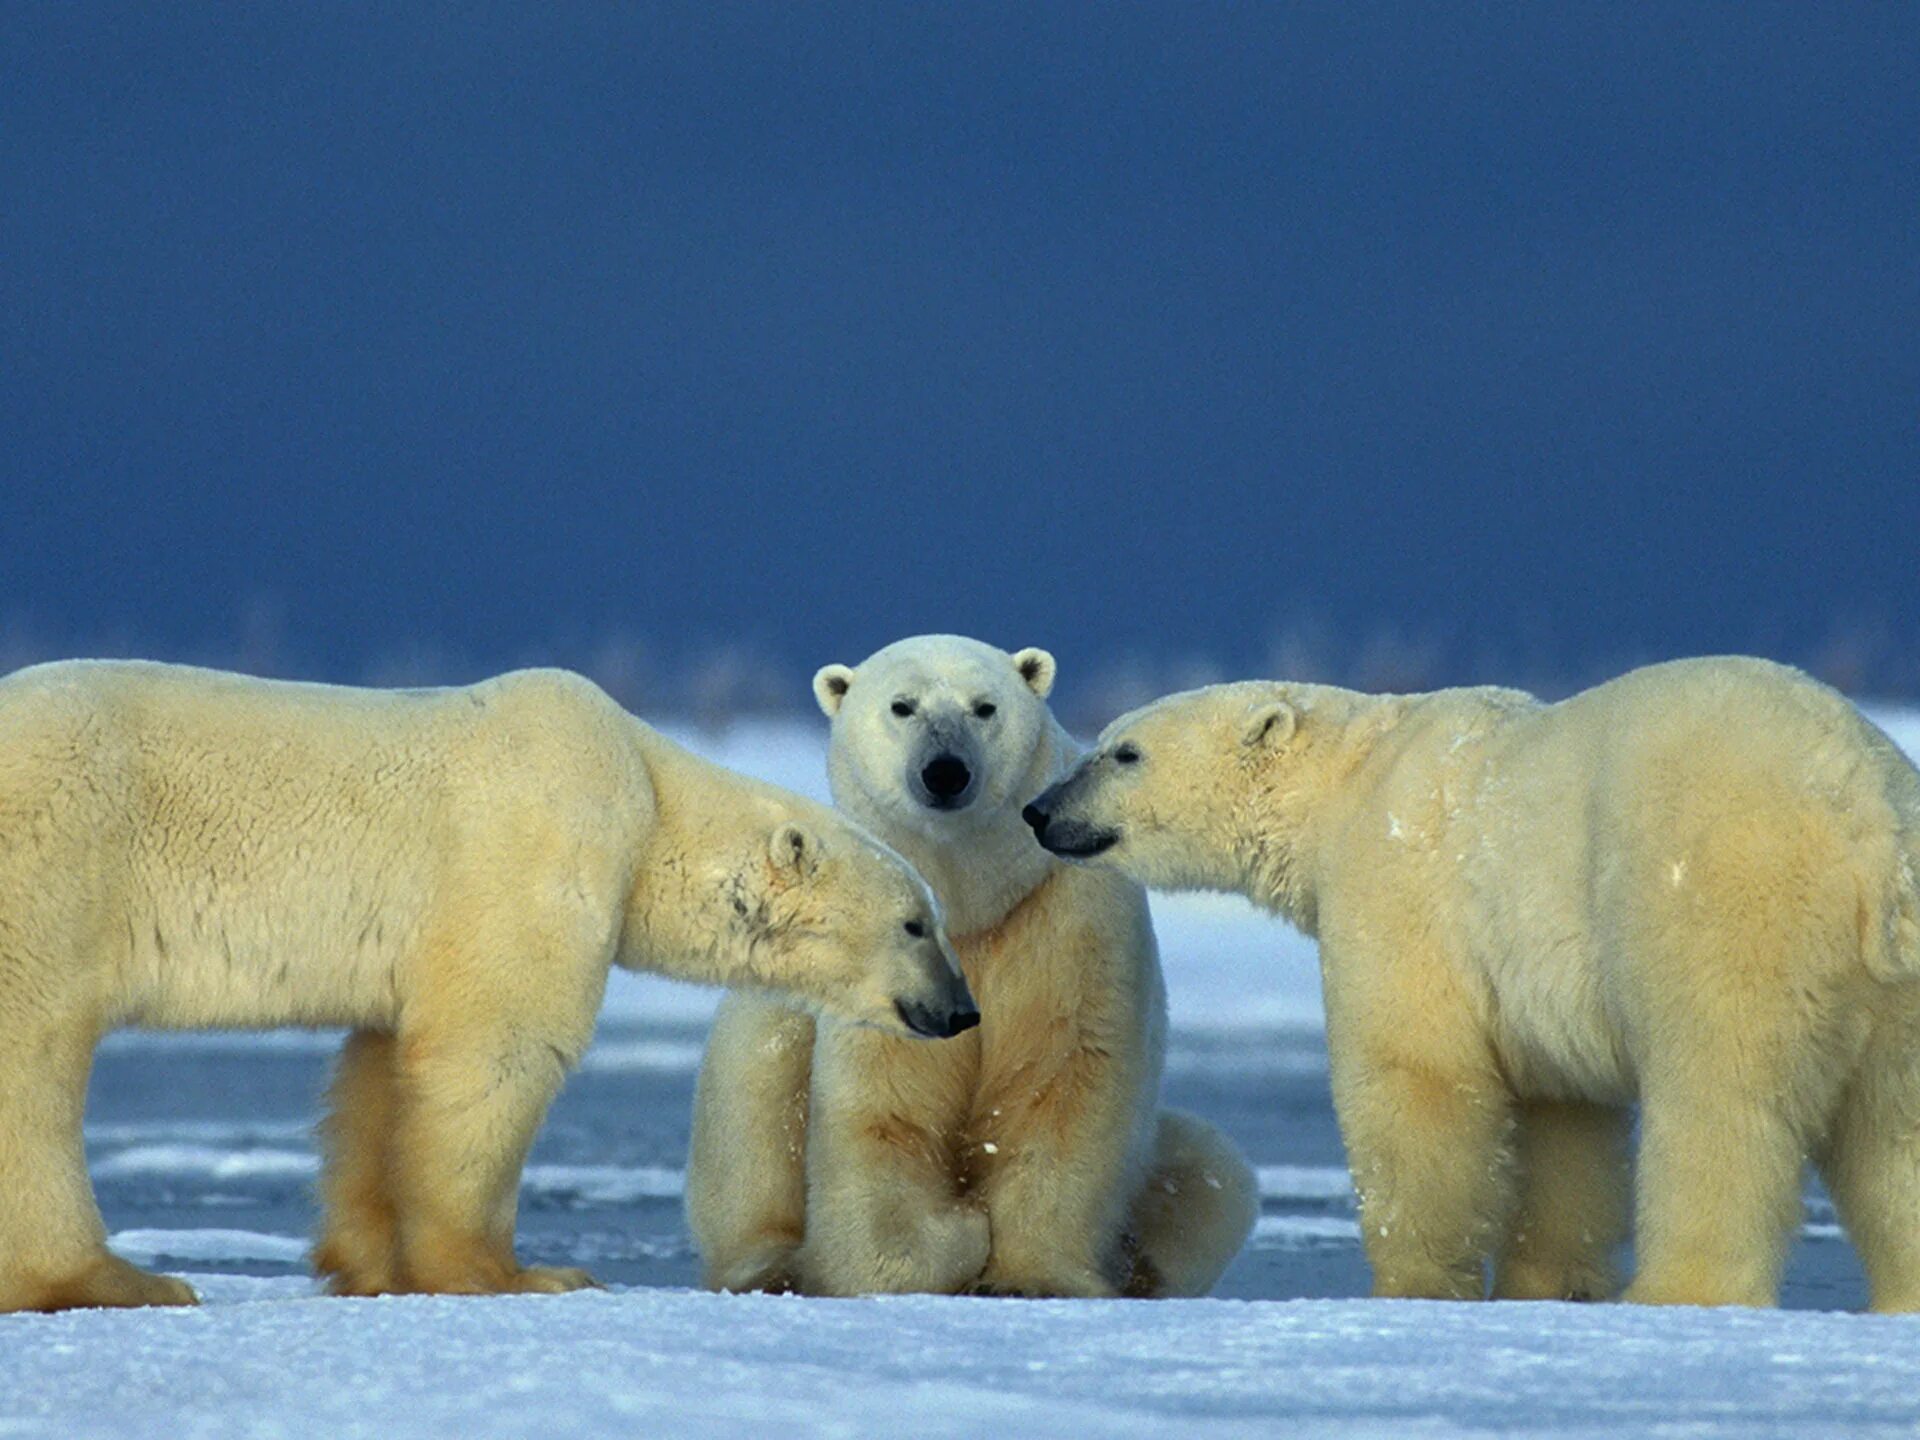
[687,635,1256,1297]
[0,660,970,1313]
[1026,656,1920,1310]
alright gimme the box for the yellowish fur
[1033,657,1920,1310]
[686,636,1255,1297]
[0,660,964,1312]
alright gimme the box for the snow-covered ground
[5,707,1920,1438]
[13,1278,1920,1440]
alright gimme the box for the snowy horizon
[8,619,1920,731]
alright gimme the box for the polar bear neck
[616,727,815,988]
[829,714,1076,940]
[1230,688,1420,933]
[867,814,1057,940]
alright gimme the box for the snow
[7,709,1920,1438]
[7,1280,1920,1439]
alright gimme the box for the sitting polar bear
[1025,656,1920,1310]
[686,635,1256,1298]
[0,660,972,1313]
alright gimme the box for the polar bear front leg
[386,1017,594,1296]
[797,1029,988,1296]
[383,915,611,1300]
[798,1119,989,1296]
[971,1046,1141,1299]
[315,1029,403,1295]
[1325,962,1516,1301]
[685,993,817,1293]
[1491,1101,1631,1301]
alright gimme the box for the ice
[575,1036,709,1073]
[83,1141,683,1207]
[1252,1215,1362,1244]
[108,1231,311,1266]
[79,1146,1354,1207]
[91,1145,317,1182]
[1256,1166,1359,1201]
[1866,705,1920,761]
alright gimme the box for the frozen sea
[5,709,1920,1438]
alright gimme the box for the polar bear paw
[969,1261,1117,1300]
[10,1253,200,1313]
[509,1265,602,1295]
[706,1239,804,1294]
[1492,1253,1618,1303]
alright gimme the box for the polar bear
[1024,656,1920,1311]
[0,660,973,1313]
[685,635,1256,1298]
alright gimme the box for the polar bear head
[728,812,979,1038]
[1023,681,1350,915]
[813,635,1062,838]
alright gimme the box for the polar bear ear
[812,664,856,718]
[1013,647,1056,699]
[1242,700,1298,748]
[769,821,822,876]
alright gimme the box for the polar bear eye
[1113,743,1142,765]
[972,701,997,719]
[891,699,916,718]
[902,919,927,938]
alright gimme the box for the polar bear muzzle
[894,955,980,1039]
[907,723,981,811]
[1023,777,1120,859]
[895,991,981,1039]
[917,753,974,809]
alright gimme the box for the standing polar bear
[0,660,971,1313]
[686,635,1256,1298]
[1026,657,1920,1310]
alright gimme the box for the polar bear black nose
[921,754,972,802]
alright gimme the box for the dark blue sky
[4,5,1917,706]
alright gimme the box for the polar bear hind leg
[1816,1001,1920,1314]
[1620,813,1868,1308]
[1491,1100,1631,1301]
[1124,1110,1258,1298]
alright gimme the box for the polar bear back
[1462,657,1919,951]
[0,661,650,1030]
